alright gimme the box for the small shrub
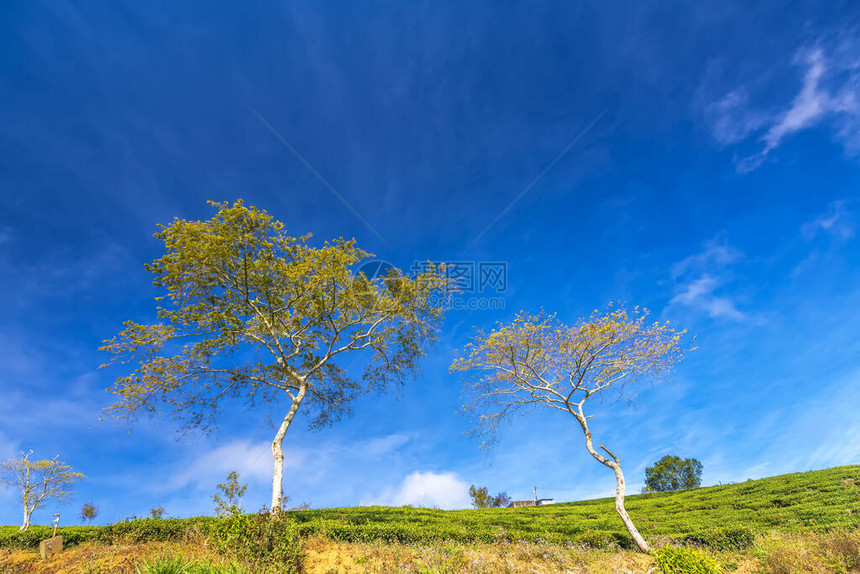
[136,557,249,574]
[136,556,188,574]
[207,510,303,573]
[655,546,722,574]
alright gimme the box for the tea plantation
[2,465,858,551]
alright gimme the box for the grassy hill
[281,464,860,547]
[2,464,859,551]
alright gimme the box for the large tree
[102,200,447,512]
[452,306,691,553]
[1,451,84,531]
[643,455,703,493]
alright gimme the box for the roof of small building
[506,500,536,508]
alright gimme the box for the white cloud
[801,200,855,241]
[0,431,19,460]
[671,240,742,280]
[670,275,746,322]
[360,471,471,509]
[361,433,411,457]
[704,43,860,172]
[669,238,748,322]
[761,50,830,151]
[704,88,770,146]
[165,432,415,500]
[170,439,275,490]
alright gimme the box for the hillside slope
[283,464,860,546]
[2,465,859,550]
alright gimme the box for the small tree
[468,485,510,508]
[79,501,99,524]
[0,451,84,531]
[149,506,166,519]
[643,455,703,493]
[102,200,448,513]
[453,306,691,553]
[213,470,247,517]
[493,491,511,508]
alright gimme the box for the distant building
[507,486,555,508]
[506,498,555,508]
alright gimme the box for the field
[2,465,859,573]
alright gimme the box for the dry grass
[5,529,860,573]
[302,538,657,573]
[754,529,860,574]
[0,541,231,574]
[0,539,664,574]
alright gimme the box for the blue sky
[1,0,859,525]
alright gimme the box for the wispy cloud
[164,432,416,503]
[669,238,748,322]
[671,276,746,322]
[704,42,860,172]
[170,439,275,490]
[801,200,855,241]
[360,471,471,509]
[0,432,19,461]
[704,88,770,146]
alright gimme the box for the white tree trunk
[574,410,650,553]
[608,458,650,553]
[270,385,306,513]
[20,507,31,532]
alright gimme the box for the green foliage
[468,485,510,509]
[136,557,188,574]
[150,506,166,519]
[101,200,449,511]
[686,526,755,550]
[103,517,210,544]
[101,199,449,435]
[0,525,101,548]
[136,557,249,574]
[655,546,722,574]
[213,471,247,518]
[1,466,859,553]
[207,511,303,573]
[645,456,704,493]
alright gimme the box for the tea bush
[655,546,722,574]
[686,526,756,550]
[207,511,303,573]
[1,465,858,554]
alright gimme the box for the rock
[39,535,63,560]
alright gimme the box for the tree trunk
[270,385,306,513]
[573,408,650,553]
[608,459,650,553]
[20,507,30,532]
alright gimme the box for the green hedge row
[0,517,752,554]
[1,465,856,554]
